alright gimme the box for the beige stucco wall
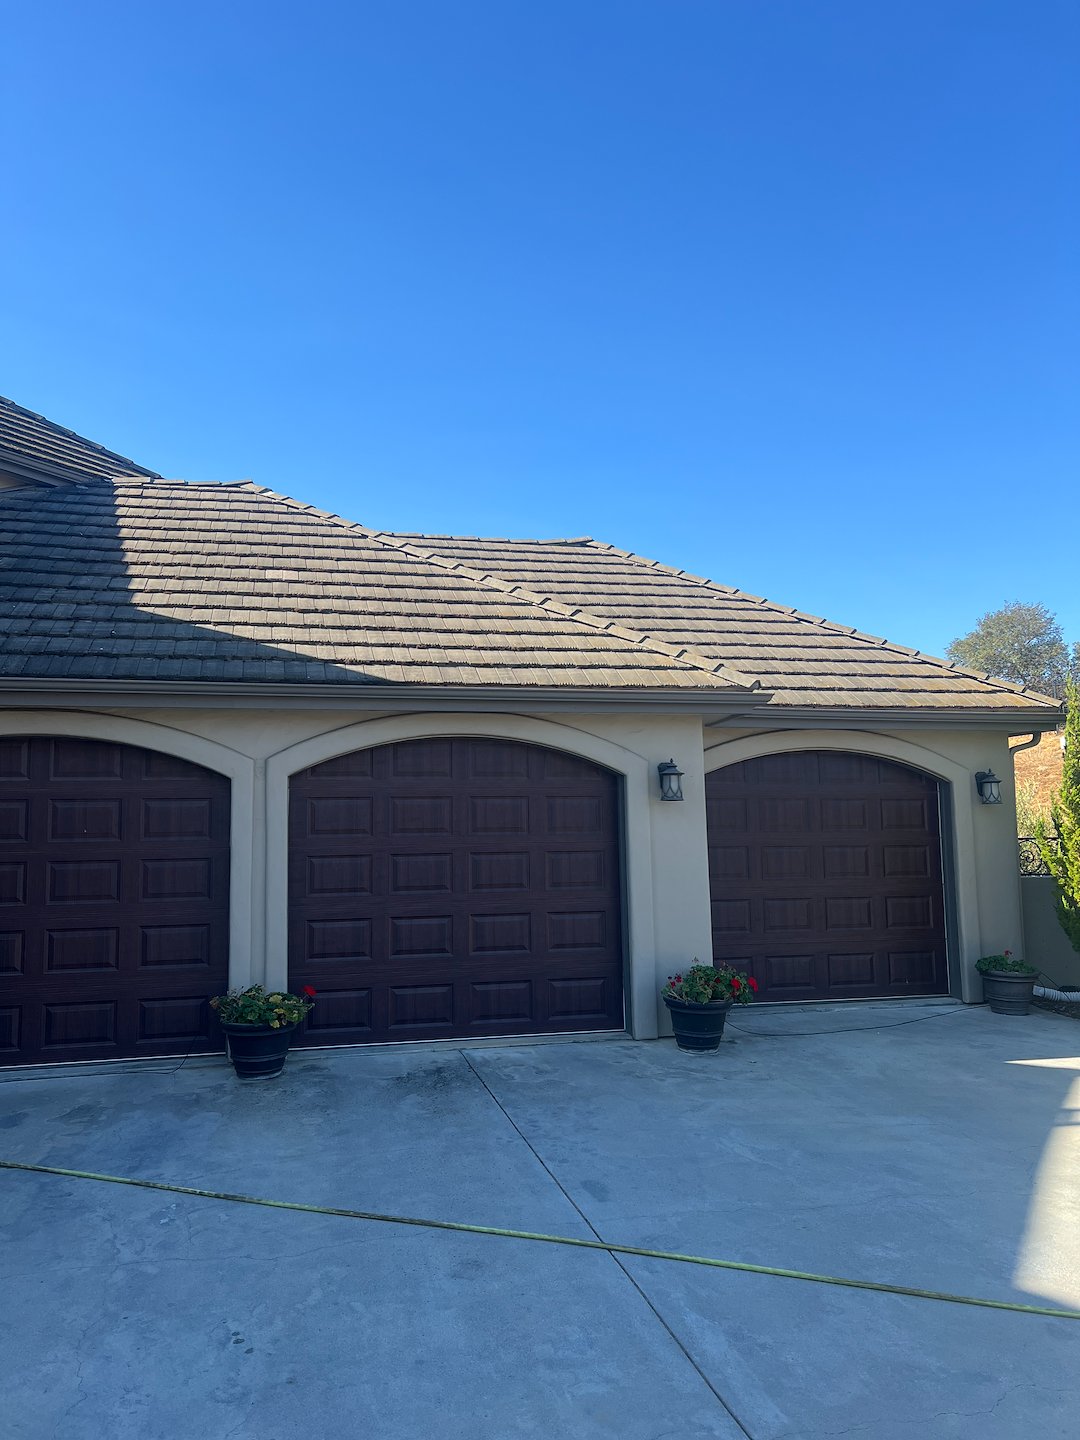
[0,705,1030,1028]
[1021,877,1080,989]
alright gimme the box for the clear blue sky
[4,1,1077,659]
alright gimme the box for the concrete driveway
[3,1001,1079,1440]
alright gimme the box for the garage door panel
[823,845,871,878]
[820,798,868,831]
[45,926,120,973]
[389,852,454,894]
[469,979,533,1025]
[0,739,31,779]
[50,739,125,781]
[290,737,623,1045]
[305,854,373,897]
[472,851,531,891]
[708,752,949,1002]
[469,912,531,954]
[139,923,214,970]
[888,951,939,986]
[545,850,606,890]
[388,983,455,1032]
[0,1007,19,1051]
[0,861,27,905]
[305,987,374,1038]
[469,795,529,835]
[826,952,876,989]
[467,739,530,779]
[47,799,121,842]
[47,859,121,905]
[309,751,374,780]
[43,998,118,1051]
[0,737,230,1065]
[0,932,24,973]
[547,975,616,1024]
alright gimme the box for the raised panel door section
[289,737,624,1044]
[706,751,948,1001]
[0,738,230,1065]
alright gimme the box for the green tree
[946,601,1077,699]
[1035,679,1080,953]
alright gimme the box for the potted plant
[976,951,1038,1015]
[210,984,316,1080]
[662,961,757,1052]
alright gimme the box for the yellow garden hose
[3,1158,1079,1321]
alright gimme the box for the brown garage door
[706,751,949,1001]
[0,737,230,1066]
[289,737,624,1044]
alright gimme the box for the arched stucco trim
[703,729,981,1001]
[0,710,256,990]
[264,713,657,1036]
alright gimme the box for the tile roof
[0,396,159,485]
[0,480,749,690]
[0,476,1061,713]
[407,534,1061,712]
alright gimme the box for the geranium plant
[210,984,316,1028]
[663,962,758,1005]
[975,950,1036,977]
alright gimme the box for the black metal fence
[1019,837,1051,877]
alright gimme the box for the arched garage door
[706,751,949,1001]
[289,737,624,1044]
[0,737,231,1065]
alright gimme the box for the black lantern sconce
[657,759,684,802]
[975,770,1003,805]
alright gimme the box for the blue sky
[3,1,1076,658]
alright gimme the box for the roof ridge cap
[251,489,759,691]
[385,531,594,546]
[584,540,1057,704]
[0,394,161,478]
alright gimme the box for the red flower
[731,977,741,992]
[673,974,682,983]
[747,976,758,992]
[303,985,317,998]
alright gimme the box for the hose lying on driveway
[3,1158,1079,1323]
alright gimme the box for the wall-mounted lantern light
[975,770,1003,805]
[658,758,684,802]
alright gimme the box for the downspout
[1010,733,1046,756]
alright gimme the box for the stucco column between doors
[646,719,715,1036]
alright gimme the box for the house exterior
[0,403,1064,1066]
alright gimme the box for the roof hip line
[244,485,765,693]
[583,541,1059,706]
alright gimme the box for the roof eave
[0,448,158,487]
[706,703,1065,731]
[0,676,774,717]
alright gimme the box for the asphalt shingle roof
[0,396,159,485]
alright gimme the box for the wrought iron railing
[1019,837,1051,877]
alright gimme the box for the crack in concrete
[459,1049,757,1440]
[773,1380,1049,1438]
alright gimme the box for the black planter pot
[663,995,734,1052]
[980,971,1037,1016]
[220,1021,300,1080]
